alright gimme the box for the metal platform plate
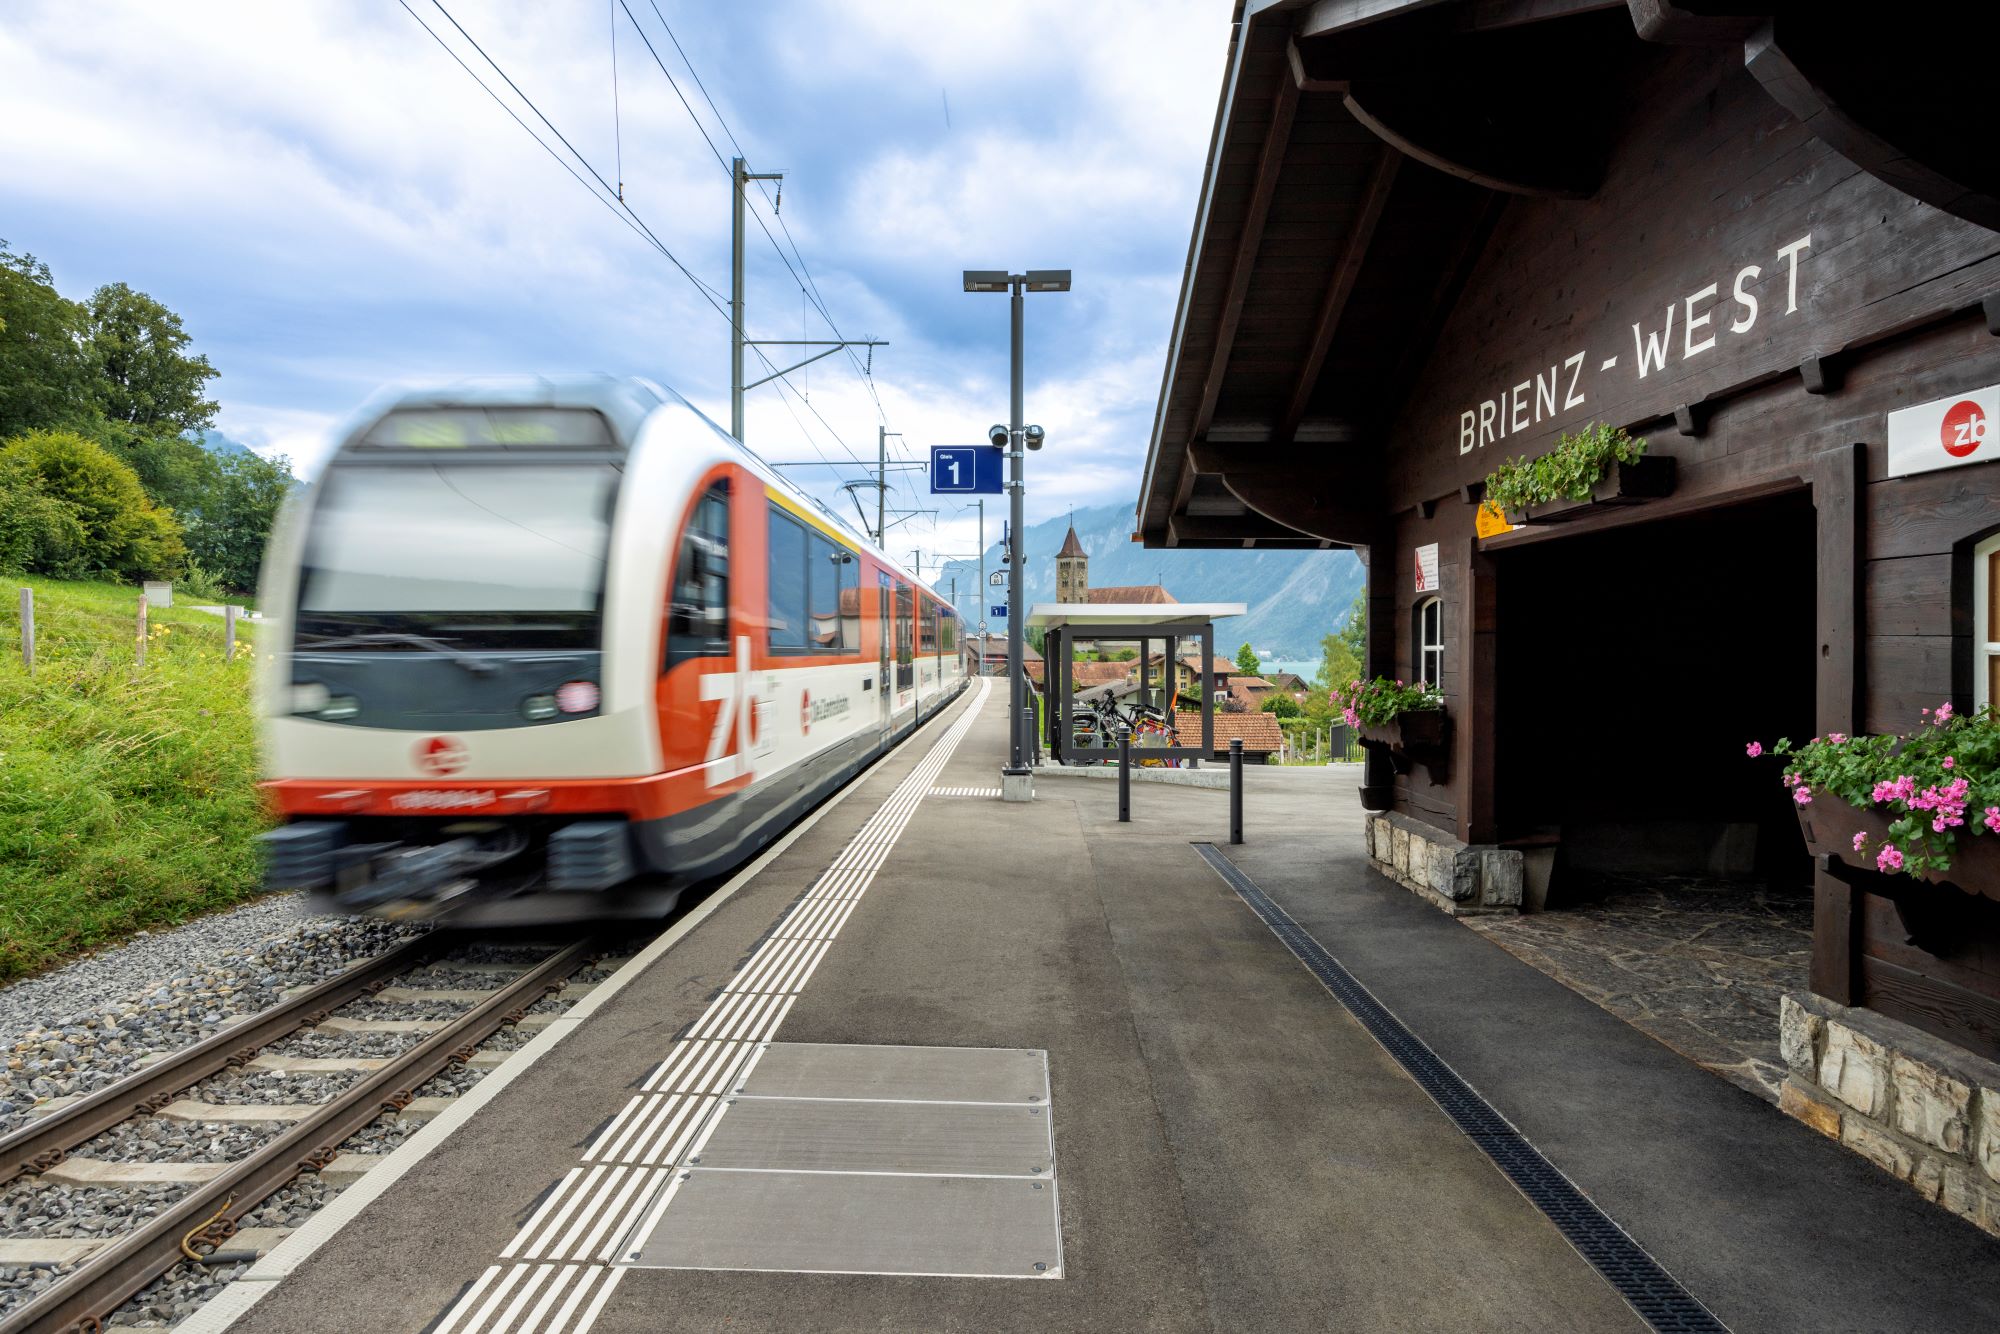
[692,1097,1052,1175]
[624,1170,1062,1278]
[737,1042,1049,1104]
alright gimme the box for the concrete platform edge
[172,694,973,1334]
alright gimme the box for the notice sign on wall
[1888,386,1998,478]
[1414,543,1440,593]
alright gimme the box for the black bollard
[1229,737,1244,844]
[1117,725,1132,823]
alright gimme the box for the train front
[256,379,674,923]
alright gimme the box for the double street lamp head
[961,269,1073,294]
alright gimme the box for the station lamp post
[963,268,1069,797]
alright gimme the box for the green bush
[0,429,186,579]
[0,467,86,575]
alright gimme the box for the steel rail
[0,938,596,1334]
[0,933,454,1187]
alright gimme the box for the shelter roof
[1028,602,1245,629]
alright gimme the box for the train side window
[668,482,729,662]
[919,599,938,654]
[768,508,809,653]
[809,534,853,653]
[940,609,956,653]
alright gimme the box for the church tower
[1055,519,1088,602]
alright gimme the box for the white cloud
[0,0,1230,570]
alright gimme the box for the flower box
[1356,709,1450,780]
[1501,456,1677,526]
[1795,799,2000,905]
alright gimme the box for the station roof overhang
[1027,602,1247,629]
[1136,0,2000,551]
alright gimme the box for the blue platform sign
[930,446,1004,494]
[990,604,1007,618]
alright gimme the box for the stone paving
[1465,875,1813,1103]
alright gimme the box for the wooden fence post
[18,588,32,675]
[135,593,148,669]
[224,604,238,661]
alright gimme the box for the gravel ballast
[0,896,425,1132]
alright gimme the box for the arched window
[1977,534,2000,712]
[1416,596,1444,688]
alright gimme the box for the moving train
[256,375,968,923]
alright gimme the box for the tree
[1234,641,1261,675]
[1260,694,1301,718]
[182,450,294,591]
[0,243,94,439]
[1314,631,1360,693]
[82,282,219,432]
[0,430,185,579]
[86,419,220,515]
[1336,589,1366,669]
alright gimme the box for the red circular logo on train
[415,735,467,777]
[801,688,812,735]
[1941,399,1988,459]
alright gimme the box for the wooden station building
[1140,0,2000,1223]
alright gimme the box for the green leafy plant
[1330,675,1442,729]
[1750,702,2000,878]
[1483,422,1648,516]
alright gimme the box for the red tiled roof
[1174,710,1283,751]
[1178,655,1238,675]
[1086,585,1176,605]
[1069,661,1134,686]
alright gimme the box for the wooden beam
[1166,513,1333,548]
[1191,75,1301,442]
[1274,146,1402,445]
[1811,443,1864,1005]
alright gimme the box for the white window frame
[1977,534,2000,713]
[1417,596,1444,687]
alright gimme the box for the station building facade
[1140,0,2000,1228]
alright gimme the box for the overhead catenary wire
[626,1,898,435]
[404,1,876,486]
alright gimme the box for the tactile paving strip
[1194,843,1728,1334]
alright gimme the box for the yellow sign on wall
[1474,501,1514,540]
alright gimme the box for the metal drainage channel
[1192,844,1728,1334]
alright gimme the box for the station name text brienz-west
[1455,233,1813,455]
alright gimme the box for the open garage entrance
[1481,490,1819,1098]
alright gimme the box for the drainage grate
[1192,844,1728,1334]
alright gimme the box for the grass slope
[0,577,268,982]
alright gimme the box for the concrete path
[223,686,2000,1332]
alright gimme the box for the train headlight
[319,696,361,721]
[522,694,559,721]
[556,680,600,714]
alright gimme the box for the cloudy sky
[0,0,1231,568]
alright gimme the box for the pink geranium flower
[1851,831,1868,853]
[1745,741,1763,758]
[1943,757,1956,769]
[1793,786,1813,806]
[1986,807,2000,834]
[1877,843,1904,873]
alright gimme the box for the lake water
[1258,658,1320,682]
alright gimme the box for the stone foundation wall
[1363,812,1522,915]
[1780,991,2000,1237]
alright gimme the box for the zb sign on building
[1888,386,1997,478]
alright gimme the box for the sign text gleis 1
[1457,233,1813,455]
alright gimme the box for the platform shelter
[1027,602,1244,766]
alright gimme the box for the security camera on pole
[963,268,1070,801]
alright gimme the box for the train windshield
[295,461,621,651]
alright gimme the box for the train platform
[194,681,2000,1334]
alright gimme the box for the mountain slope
[937,502,1362,659]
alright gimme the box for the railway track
[0,934,615,1333]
